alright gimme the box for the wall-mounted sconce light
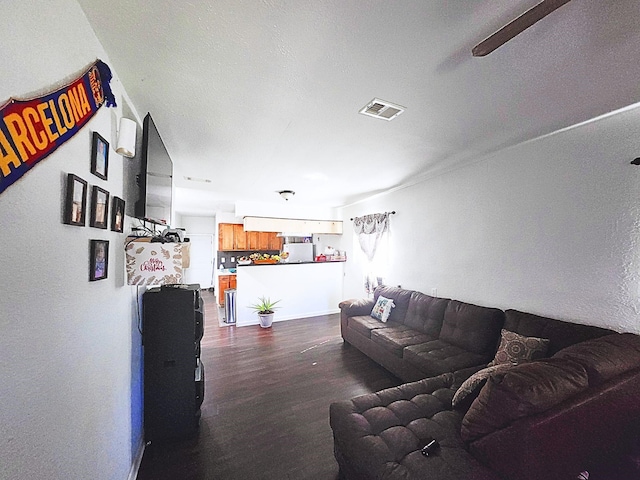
[278,190,295,201]
[116,117,137,158]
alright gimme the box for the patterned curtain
[352,212,390,294]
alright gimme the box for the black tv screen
[135,113,173,224]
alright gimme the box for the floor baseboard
[127,438,145,480]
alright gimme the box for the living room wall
[340,104,640,334]
[0,1,143,479]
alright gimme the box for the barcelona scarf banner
[0,59,116,195]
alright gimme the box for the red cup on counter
[315,254,327,262]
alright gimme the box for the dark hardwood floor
[137,290,401,480]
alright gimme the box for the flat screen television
[135,113,173,225]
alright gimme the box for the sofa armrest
[339,298,374,317]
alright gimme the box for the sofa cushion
[460,358,589,443]
[403,291,449,336]
[370,325,435,357]
[371,295,395,322]
[373,286,413,323]
[404,340,491,377]
[347,315,388,338]
[452,363,515,410]
[554,333,640,386]
[330,374,501,480]
[488,329,550,366]
[439,300,505,356]
[503,309,613,355]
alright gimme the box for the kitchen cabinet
[218,274,237,305]
[218,223,282,251]
[247,231,260,250]
[268,232,282,250]
[218,223,249,251]
[244,216,343,234]
[258,232,270,251]
[218,223,235,251]
[233,224,247,250]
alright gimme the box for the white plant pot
[258,312,274,328]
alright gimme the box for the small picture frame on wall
[111,196,125,233]
[63,173,87,226]
[90,186,109,229]
[90,132,109,180]
[90,239,109,281]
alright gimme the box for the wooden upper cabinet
[218,223,235,251]
[218,223,281,251]
[233,224,247,250]
[268,232,282,251]
[247,231,260,250]
[258,232,270,250]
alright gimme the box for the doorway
[183,234,214,288]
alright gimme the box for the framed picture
[91,132,109,180]
[63,173,87,226]
[90,239,109,281]
[90,186,109,229]
[111,196,125,233]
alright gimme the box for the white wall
[179,215,216,235]
[0,2,143,479]
[340,105,640,334]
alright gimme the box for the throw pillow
[460,358,589,443]
[488,329,550,366]
[451,363,515,410]
[370,296,395,322]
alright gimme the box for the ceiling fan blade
[472,0,572,57]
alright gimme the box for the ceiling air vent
[359,98,405,121]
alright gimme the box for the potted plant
[249,296,281,328]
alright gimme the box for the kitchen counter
[237,259,345,267]
[217,268,237,275]
[235,261,344,326]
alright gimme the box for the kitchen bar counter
[235,261,344,326]
[237,259,346,267]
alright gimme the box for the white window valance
[352,212,390,262]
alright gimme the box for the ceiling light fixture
[278,190,295,201]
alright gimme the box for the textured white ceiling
[76,0,640,215]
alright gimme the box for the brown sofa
[339,286,505,382]
[331,286,640,479]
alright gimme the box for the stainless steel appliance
[282,243,314,263]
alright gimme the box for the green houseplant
[249,296,281,328]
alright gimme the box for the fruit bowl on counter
[237,256,252,266]
[249,253,281,264]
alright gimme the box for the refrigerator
[282,243,315,263]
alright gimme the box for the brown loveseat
[330,286,640,479]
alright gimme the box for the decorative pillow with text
[371,296,395,322]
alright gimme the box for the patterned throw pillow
[370,296,395,322]
[488,329,550,366]
[452,363,515,409]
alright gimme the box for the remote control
[421,439,439,456]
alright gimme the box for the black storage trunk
[143,283,204,442]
